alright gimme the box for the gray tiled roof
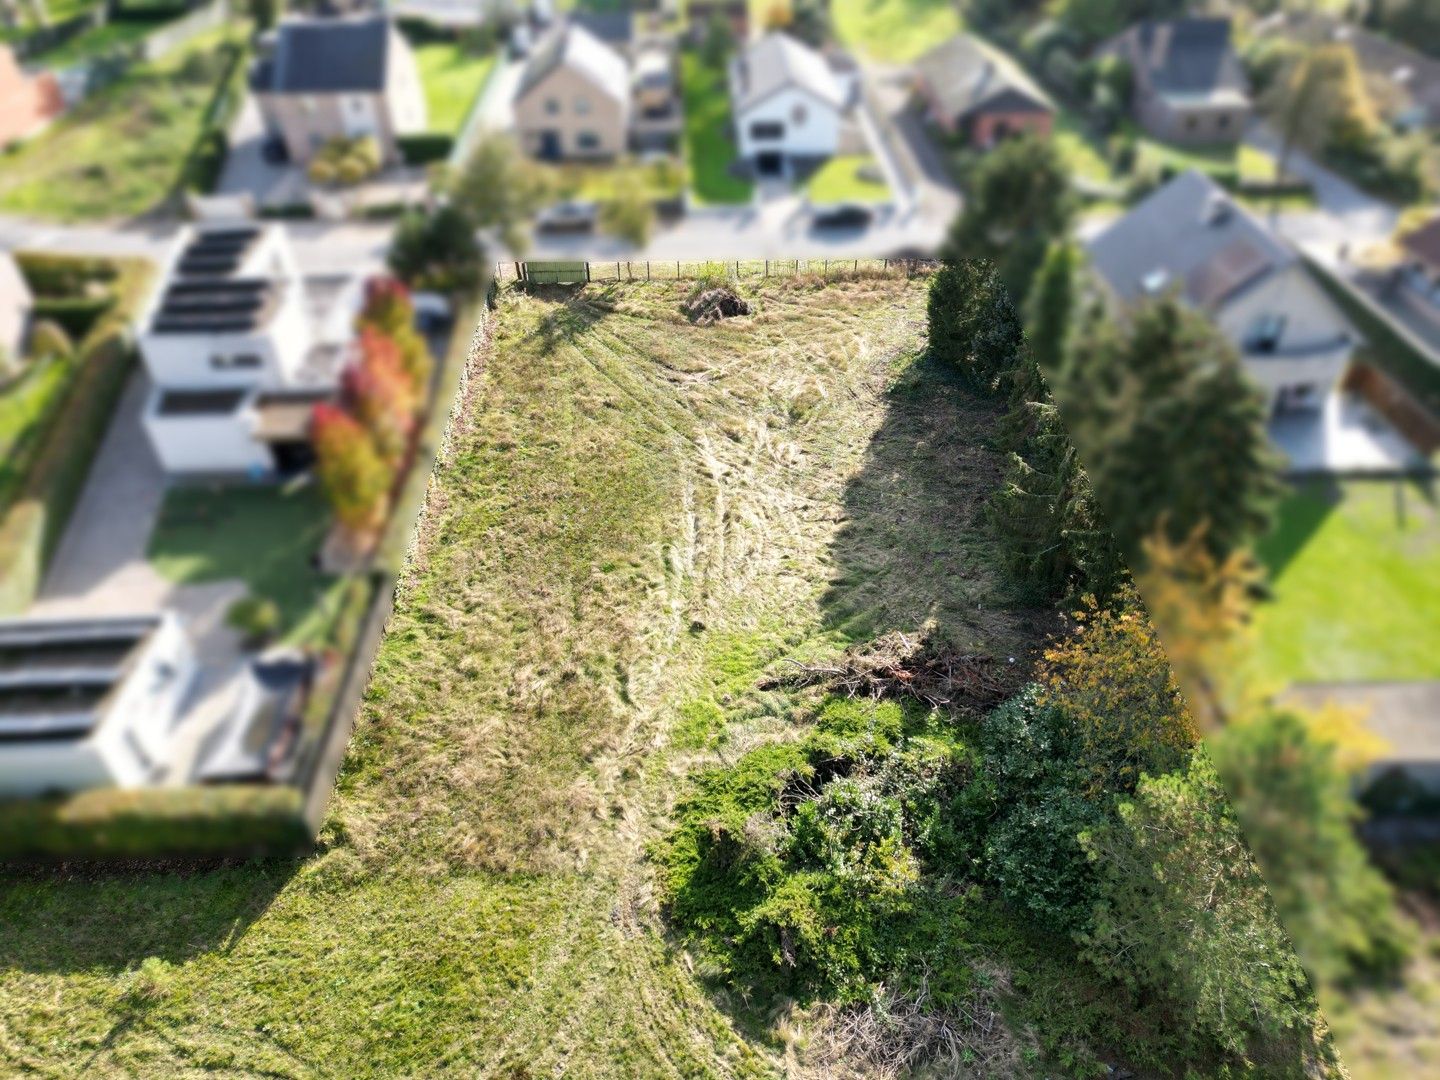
[1118,17,1248,97]
[913,34,1053,122]
[730,32,846,114]
[262,15,391,94]
[1086,170,1293,312]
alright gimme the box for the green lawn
[413,41,495,136]
[831,0,962,63]
[804,154,889,203]
[1251,479,1440,683]
[548,156,686,201]
[0,25,245,220]
[147,484,347,646]
[1054,109,1117,186]
[679,50,752,205]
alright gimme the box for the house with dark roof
[1256,11,1440,131]
[514,21,632,160]
[729,32,857,178]
[1101,17,1251,144]
[912,34,1054,149]
[136,224,362,476]
[1086,170,1358,418]
[250,14,426,167]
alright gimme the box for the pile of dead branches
[763,631,1012,711]
[682,288,750,325]
[800,969,1028,1080]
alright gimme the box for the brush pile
[762,631,1012,711]
[682,288,750,325]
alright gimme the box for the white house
[136,224,362,476]
[0,250,32,368]
[1086,170,1358,417]
[0,614,196,796]
[729,32,854,178]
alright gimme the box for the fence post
[646,261,651,281]
[586,262,591,283]
[764,259,768,277]
[676,260,680,279]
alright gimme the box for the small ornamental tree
[344,330,418,465]
[312,402,393,532]
[925,260,1024,394]
[357,277,433,391]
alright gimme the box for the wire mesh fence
[493,258,940,285]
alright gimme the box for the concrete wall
[734,86,841,161]
[515,64,628,160]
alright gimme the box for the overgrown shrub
[30,296,115,340]
[925,260,1023,394]
[226,595,281,647]
[397,133,454,166]
[28,319,74,360]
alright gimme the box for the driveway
[30,371,248,784]
[1286,681,1440,791]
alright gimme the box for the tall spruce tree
[1056,297,1281,565]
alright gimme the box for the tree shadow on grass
[1255,478,1342,579]
[0,860,296,975]
[819,353,1053,668]
[521,284,621,355]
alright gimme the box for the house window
[575,96,591,115]
[545,98,561,115]
[1217,114,1230,131]
[1245,313,1287,354]
[791,103,807,126]
[576,131,601,151]
[750,121,783,140]
[210,353,263,371]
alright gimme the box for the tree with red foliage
[357,276,432,391]
[311,402,392,532]
[344,328,418,465]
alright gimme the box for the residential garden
[412,37,496,137]
[0,22,250,220]
[679,49,752,205]
[829,0,962,63]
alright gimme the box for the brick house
[0,44,63,147]
[913,34,1054,149]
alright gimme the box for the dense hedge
[29,295,117,340]
[0,785,311,860]
[13,252,118,296]
[398,133,455,166]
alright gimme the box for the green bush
[227,595,281,646]
[397,133,454,166]
[13,252,117,296]
[0,785,310,860]
[30,296,115,340]
[185,126,229,195]
[925,260,1024,394]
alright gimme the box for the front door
[756,151,784,177]
[537,130,562,161]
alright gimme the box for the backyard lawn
[680,50,752,204]
[0,25,246,220]
[147,484,347,646]
[1252,478,1440,683]
[805,154,889,203]
[413,41,495,136]
[830,0,962,63]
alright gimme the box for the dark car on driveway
[536,200,599,235]
[810,203,875,232]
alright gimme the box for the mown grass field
[0,276,1064,1076]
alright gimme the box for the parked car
[510,24,533,58]
[536,200,598,234]
[811,204,874,231]
[261,135,289,165]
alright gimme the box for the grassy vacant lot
[0,277,1052,1076]
[680,51,753,204]
[413,41,495,136]
[805,154,889,203]
[0,25,244,220]
[1252,478,1440,683]
[147,484,348,647]
[831,0,962,63]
